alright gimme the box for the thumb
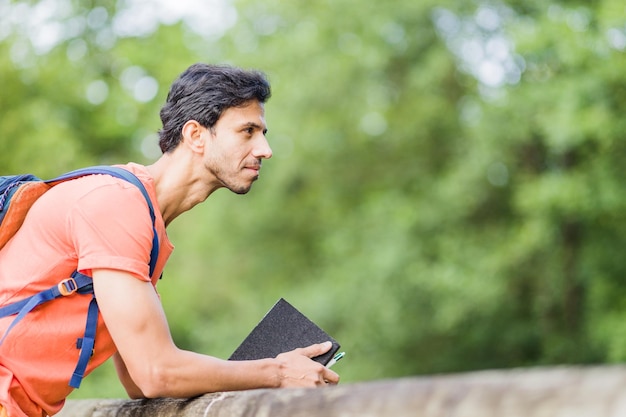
[296,341,333,358]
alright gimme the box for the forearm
[129,343,337,398]
[136,349,280,398]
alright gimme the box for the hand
[274,342,340,388]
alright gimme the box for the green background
[1,0,625,399]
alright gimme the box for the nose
[253,134,273,159]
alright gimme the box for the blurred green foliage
[1,0,625,399]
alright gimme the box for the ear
[180,120,206,154]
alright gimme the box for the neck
[145,151,220,226]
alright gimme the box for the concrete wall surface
[56,365,626,417]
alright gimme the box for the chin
[229,185,252,195]
[223,176,257,195]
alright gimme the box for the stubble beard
[216,168,256,195]
[206,159,258,195]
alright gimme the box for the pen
[326,351,345,368]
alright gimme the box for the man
[0,63,339,417]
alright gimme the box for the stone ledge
[58,365,626,417]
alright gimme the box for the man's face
[202,100,272,194]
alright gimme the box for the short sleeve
[68,179,154,282]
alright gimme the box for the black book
[229,298,341,365]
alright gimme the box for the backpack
[0,166,160,388]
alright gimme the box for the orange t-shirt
[0,163,173,417]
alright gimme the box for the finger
[294,341,333,358]
[322,368,340,385]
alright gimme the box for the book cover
[229,298,340,365]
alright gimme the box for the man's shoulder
[50,163,150,197]
[32,166,152,224]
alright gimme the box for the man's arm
[113,352,144,399]
[92,269,339,398]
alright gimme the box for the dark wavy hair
[158,63,271,153]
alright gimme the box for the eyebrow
[241,122,268,135]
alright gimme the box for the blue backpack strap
[0,166,160,388]
[70,290,99,388]
[62,167,160,388]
